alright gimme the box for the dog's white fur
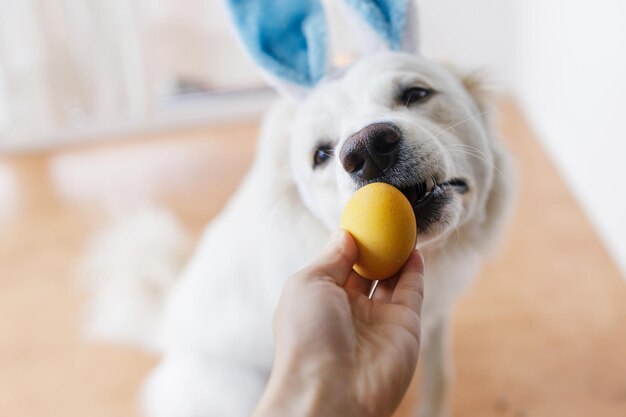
[87,52,514,417]
[79,207,191,351]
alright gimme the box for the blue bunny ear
[341,0,419,53]
[227,0,328,99]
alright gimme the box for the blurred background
[1,0,625,273]
[1,1,625,417]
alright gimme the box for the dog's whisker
[444,144,494,163]
[454,222,461,244]
[434,111,488,138]
[443,145,493,166]
[446,149,493,166]
[444,148,514,186]
[441,138,515,183]
[415,122,513,189]
[448,159,473,188]
[444,143,488,152]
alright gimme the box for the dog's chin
[397,178,469,239]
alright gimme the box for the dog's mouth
[398,178,469,233]
[399,178,468,207]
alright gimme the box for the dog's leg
[141,354,268,417]
[417,315,454,417]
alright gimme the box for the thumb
[308,230,358,286]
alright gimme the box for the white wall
[418,0,626,276]
[419,0,522,92]
[517,1,626,276]
[0,66,6,133]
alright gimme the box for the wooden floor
[1,102,625,417]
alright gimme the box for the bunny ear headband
[227,0,419,100]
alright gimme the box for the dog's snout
[340,122,401,181]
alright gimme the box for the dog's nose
[340,122,401,180]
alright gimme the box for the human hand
[252,230,425,417]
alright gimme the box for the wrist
[251,372,325,417]
[252,356,363,417]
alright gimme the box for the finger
[390,250,425,312]
[307,230,358,286]
[343,270,373,297]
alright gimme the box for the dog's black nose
[340,122,401,180]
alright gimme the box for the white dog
[134,51,514,417]
[83,2,514,416]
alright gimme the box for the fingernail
[326,230,350,251]
[328,229,345,245]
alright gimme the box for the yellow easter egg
[340,182,417,280]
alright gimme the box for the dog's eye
[400,87,434,106]
[313,144,334,168]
